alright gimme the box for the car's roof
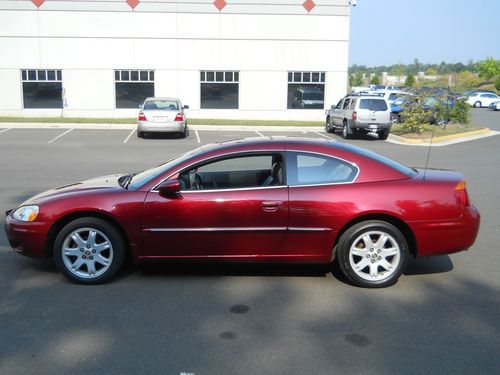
[145,97,181,102]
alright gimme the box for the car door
[331,99,345,126]
[140,152,288,258]
[282,151,360,262]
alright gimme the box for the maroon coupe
[4,137,480,287]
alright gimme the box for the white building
[0,0,350,121]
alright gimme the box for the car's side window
[286,152,358,186]
[335,99,344,109]
[179,154,284,191]
[342,98,351,110]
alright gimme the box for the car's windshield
[303,92,323,101]
[126,148,201,190]
[393,97,406,105]
[143,100,179,111]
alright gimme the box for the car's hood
[21,174,123,206]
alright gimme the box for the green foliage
[495,77,500,91]
[404,73,416,87]
[401,96,429,134]
[370,74,380,85]
[349,72,364,87]
[455,71,481,90]
[401,94,470,134]
[349,60,475,76]
[475,57,500,81]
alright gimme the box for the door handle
[262,201,283,212]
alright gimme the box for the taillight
[138,111,147,121]
[353,111,357,121]
[454,180,470,206]
[174,113,184,122]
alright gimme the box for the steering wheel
[194,173,203,190]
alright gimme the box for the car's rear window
[144,100,179,110]
[331,142,417,178]
[359,99,388,111]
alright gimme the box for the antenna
[422,125,436,181]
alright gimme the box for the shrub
[495,77,500,91]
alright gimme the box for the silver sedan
[489,101,500,111]
[137,97,189,138]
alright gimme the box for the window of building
[179,153,283,190]
[21,69,63,109]
[286,152,358,186]
[200,71,239,109]
[115,70,155,109]
[287,71,326,109]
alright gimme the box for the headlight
[12,205,39,222]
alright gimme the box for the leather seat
[262,161,283,186]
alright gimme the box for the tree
[370,74,380,85]
[349,72,364,87]
[404,73,416,87]
[476,57,500,81]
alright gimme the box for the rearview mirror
[158,179,181,196]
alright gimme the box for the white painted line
[0,128,12,134]
[123,128,136,144]
[48,128,73,144]
[195,130,201,143]
[315,131,334,140]
[255,130,265,137]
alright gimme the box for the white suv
[325,94,392,140]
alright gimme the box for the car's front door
[140,153,288,259]
[331,99,345,126]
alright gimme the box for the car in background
[465,93,500,108]
[489,101,500,111]
[4,137,480,287]
[326,93,392,140]
[291,88,324,109]
[137,97,189,138]
[463,89,497,96]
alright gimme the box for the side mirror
[138,104,143,109]
[183,105,190,110]
[158,179,181,196]
[331,105,335,109]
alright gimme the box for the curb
[388,128,491,144]
[0,122,325,132]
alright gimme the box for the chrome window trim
[143,227,287,233]
[150,147,359,192]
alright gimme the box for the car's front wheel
[53,218,125,284]
[474,101,482,108]
[336,220,409,288]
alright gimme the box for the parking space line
[255,130,265,138]
[123,128,136,144]
[48,129,73,144]
[0,128,12,134]
[315,131,334,140]
[195,130,201,143]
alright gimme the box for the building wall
[0,0,350,120]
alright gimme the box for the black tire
[378,129,390,140]
[137,130,144,138]
[179,125,187,138]
[342,120,351,139]
[335,220,409,288]
[325,116,333,133]
[53,218,125,285]
[474,101,481,108]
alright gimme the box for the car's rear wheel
[342,120,351,139]
[179,124,187,138]
[336,220,409,288]
[378,129,390,140]
[53,218,125,284]
[474,101,482,108]
[137,130,145,138]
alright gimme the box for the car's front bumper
[4,214,52,258]
[138,121,186,133]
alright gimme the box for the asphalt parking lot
[0,109,499,374]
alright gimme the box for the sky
[348,0,500,67]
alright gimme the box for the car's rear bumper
[4,214,52,258]
[351,121,392,131]
[411,205,480,256]
[138,121,186,133]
